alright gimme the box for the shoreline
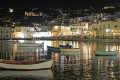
[0,37,120,43]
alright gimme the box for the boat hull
[0,59,53,71]
[61,48,79,52]
[95,51,119,56]
[47,46,61,52]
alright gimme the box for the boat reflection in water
[0,42,53,80]
[0,70,53,79]
[52,51,81,80]
[94,56,119,80]
[60,51,80,56]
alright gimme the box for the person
[66,43,69,48]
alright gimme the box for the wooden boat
[0,59,53,70]
[59,45,72,48]
[47,46,61,52]
[17,42,44,47]
[0,70,53,78]
[94,51,119,56]
[61,48,79,52]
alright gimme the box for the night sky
[0,0,120,9]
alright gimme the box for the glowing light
[106,29,110,32]
[33,32,52,37]
[35,41,44,44]
[54,26,59,29]
[17,34,24,38]
[9,8,13,13]
[18,40,25,43]
[51,21,54,23]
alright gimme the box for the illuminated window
[9,8,13,13]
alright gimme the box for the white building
[52,26,71,36]
[89,18,120,38]
[0,26,52,38]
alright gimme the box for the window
[114,25,118,28]
[6,35,8,37]
[16,29,21,32]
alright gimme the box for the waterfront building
[0,26,52,38]
[52,26,71,36]
[89,18,120,38]
[69,22,89,38]
[69,25,81,35]
[89,23,99,38]
[0,27,34,38]
[0,27,15,38]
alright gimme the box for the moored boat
[94,51,119,56]
[47,46,61,52]
[0,59,53,70]
[61,48,79,52]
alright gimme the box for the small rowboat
[94,51,119,56]
[0,59,53,71]
[47,46,61,52]
[61,48,79,52]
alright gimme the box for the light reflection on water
[0,40,120,80]
[0,70,53,80]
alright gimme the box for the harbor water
[0,40,120,80]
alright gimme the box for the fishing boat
[17,42,44,47]
[0,59,53,70]
[47,46,61,52]
[61,48,79,52]
[94,51,119,56]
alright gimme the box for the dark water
[0,40,120,80]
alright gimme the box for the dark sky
[0,0,120,9]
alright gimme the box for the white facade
[33,32,52,37]
[0,27,15,38]
[0,26,52,38]
[52,26,71,36]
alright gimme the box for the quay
[0,37,120,43]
